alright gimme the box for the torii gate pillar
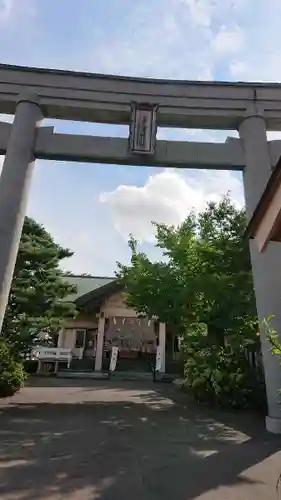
[0,93,42,332]
[240,114,281,434]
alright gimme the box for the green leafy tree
[1,217,77,355]
[118,196,257,342]
[117,215,203,337]
[195,197,257,342]
[118,196,264,408]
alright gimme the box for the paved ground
[0,378,281,500]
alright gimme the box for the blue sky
[0,0,281,275]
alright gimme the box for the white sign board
[129,104,157,155]
[109,346,119,372]
[155,346,162,372]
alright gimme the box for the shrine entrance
[1,64,281,431]
[103,316,157,372]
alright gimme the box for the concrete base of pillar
[266,415,281,434]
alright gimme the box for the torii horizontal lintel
[0,122,245,170]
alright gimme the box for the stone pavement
[0,378,280,500]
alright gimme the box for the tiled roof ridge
[63,274,116,280]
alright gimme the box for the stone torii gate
[1,64,281,432]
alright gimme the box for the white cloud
[227,0,281,82]
[100,169,244,243]
[0,0,13,21]
[77,0,249,81]
[230,52,281,82]
[0,0,33,23]
[182,0,213,27]
[49,223,127,277]
[76,0,281,91]
[229,60,248,78]
[158,128,238,142]
[181,0,246,28]
[212,26,244,54]
[267,131,281,141]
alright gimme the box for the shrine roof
[246,156,281,244]
[63,275,116,303]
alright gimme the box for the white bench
[31,347,72,374]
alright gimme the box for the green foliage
[195,198,257,339]
[265,316,281,400]
[118,196,257,342]
[265,315,281,357]
[118,196,262,409]
[117,217,202,335]
[183,333,265,409]
[264,316,281,491]
[2,217,77,355]
[0,340,27,397]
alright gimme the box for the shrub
[0,340,27,397]
[183,336,266,410]
[265,316,281,401]
[264,316,281,492]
